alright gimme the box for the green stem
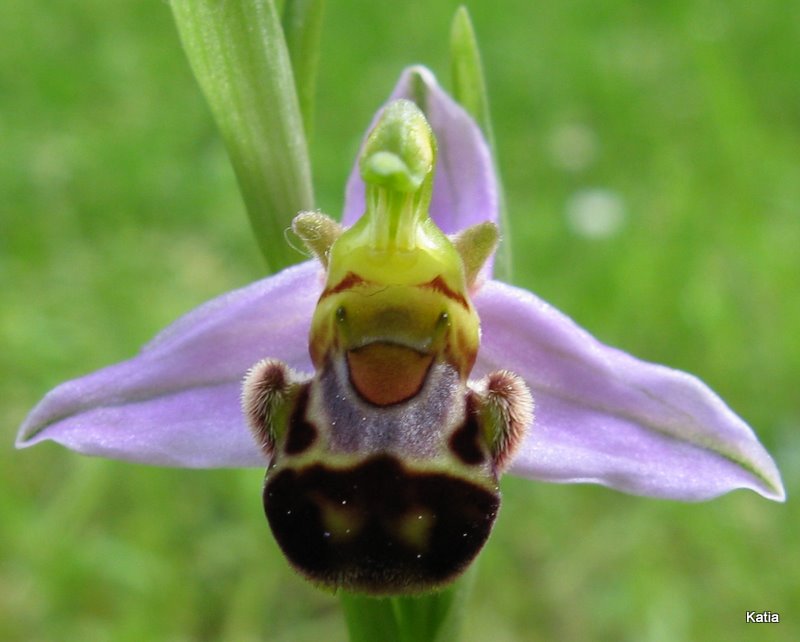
[392,575,473,642]
[282,0,327,142]
[450,6,513,283]
[171,0,314,272]
[341,594,402,642]
[340,565,476,642]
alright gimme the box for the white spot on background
[565,188,626,239]
[548,123,598,172]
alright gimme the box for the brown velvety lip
[346,342,433,406]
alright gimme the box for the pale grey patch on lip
[314,357,463,460]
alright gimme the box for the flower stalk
[171,0,315,272]
[449,6,512,282]
[341,565,475,642]
[281,0,326,141]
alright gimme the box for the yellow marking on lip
[392,508,436,551]
[315,495,365,543]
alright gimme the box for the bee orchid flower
[16,66,784,593]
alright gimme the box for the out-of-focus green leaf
[449,6,512,282]
[282,0,327,141]
[171,0,314,272]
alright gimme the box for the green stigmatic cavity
[242,100,532,595]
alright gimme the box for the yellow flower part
[310,100,481,387]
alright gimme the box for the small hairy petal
[343,66,498,235]
[16,262,320,467]
[242,358,308,457]
[474,280,785,502]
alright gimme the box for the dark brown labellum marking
[284,386,317,455]
[319,271,367,300]
[448,396,485,466]
[418,276,469,310]
[264,455,499,594]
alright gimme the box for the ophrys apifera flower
[16,67,785,596]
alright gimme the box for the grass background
[2,0,798,640]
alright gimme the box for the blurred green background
[2,1,798,640]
